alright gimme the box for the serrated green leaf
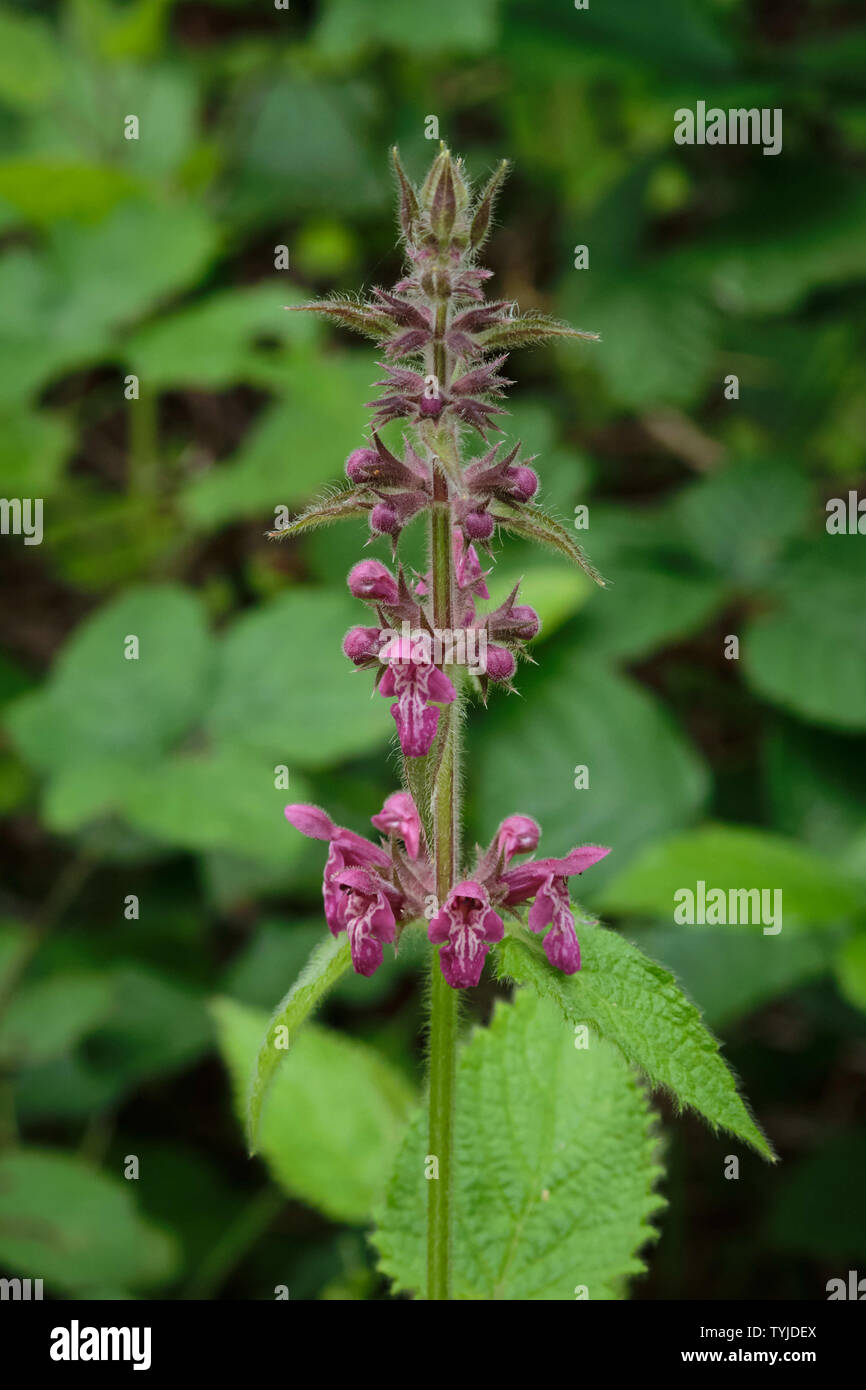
[373,989,663,1299]
[479,311,600,351]
[246,933,352,1153]
[495,924,775,1160]
[212,997,414,1225]
[492,502,606,584]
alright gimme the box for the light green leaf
[0,407,72,497]
[113,66,198,178]
[0,973,114,1066]
[180,351,377,531]
[0,11,63,109]
[576,560,724,660]
[744,536,866,731]
[231,75,384,220]
[314,0,498,57]
[205,589,391,768]
[212,997,414,1225]
[5,585,213,771]
[495,925,775,1160]
[119,745,309,867]
[246,933,352,1153]
[0,161,143,224]
[676,456,812,586]
[554,500,726,660]
[598,824,865,928]
[127,283,315,389]
[373,990,664,1299]
[0,1149,177,1295]
[53,199,220,333]
[87,966,212,1091]
[560,268,717,409]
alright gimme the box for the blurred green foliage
[1,0,865,1300]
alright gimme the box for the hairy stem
[426,460,459,1301]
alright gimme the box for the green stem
[426,462,459,1301]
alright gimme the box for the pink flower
[348,559,399,605]
[428,880,504,988]
[331,866,397,977]
[496,814,540,864]
[453,529,489,600]
[371,791,423,859]
[500,845,610,975]
[284,802,400,976]
[378,635,456,758]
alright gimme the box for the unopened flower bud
[343,626,382,665]
[348,559,399,605]
[485,645,516,682]
[419,392,443,417]
[464,510,494,541]
[346,447,379,481]
[508,466,538,502]
[496,814,540,862]
[510,605,540,639]
[370,502,400,534]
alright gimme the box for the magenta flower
[500,844,610,974]
[496,813,540,863]
[347,559,399,605]
[371,791,422,859]
[428,880,504,988]
[284,797,427,976]
[378,635,456,757]
[331,866,397,977]
[453,529,489,600]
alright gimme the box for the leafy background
[1,0,865,1299]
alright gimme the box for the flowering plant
[249,148,773,1301]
